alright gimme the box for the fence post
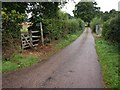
[40,22,44,45]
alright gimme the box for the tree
[73,1,100,23]
[27,2,60,23]
[101,10,118,22]
[27,2,63,43]
[101,11,110,21]
[2,2,28,14]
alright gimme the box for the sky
[61,0,120,16]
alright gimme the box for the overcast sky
[61,0,120,16]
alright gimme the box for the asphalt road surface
[3,28,104,88]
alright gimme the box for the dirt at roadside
[21,42,59,59]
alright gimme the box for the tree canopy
[2,2,28,14]
[26,2,60,23]
[73,1,100,22]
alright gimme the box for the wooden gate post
[40,22,44,45]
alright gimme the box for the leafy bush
[2,9,25,59]
[102,14,120,43]
[106,16,120,43]
[102,19,112,37]
[90,17,103,32]
[42,18,85,43]
[2,9,25,40]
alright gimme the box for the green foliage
[101,11,110,22]
[106,16,120,43]
[101,9,118,22]
[2,54,39,73]
[27,2,59,22]
[2,10,25,39]
[42,18,85,43]
[90,17,103,32]
[2,3,27,59]
[2,61,18,73]
[95,37,119,88]
[27,2,85,43]
[73,1,100,22]
[2,2,28,14]
[57,10,69,20]
[2,6,26,41]
[102,19,112,37]
[56,31,83,49]
[102,14,120,45]
[2,2,27,39]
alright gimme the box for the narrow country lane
[3,28,104,88]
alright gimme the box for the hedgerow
[42,18,85,43]
[102,12,120,50]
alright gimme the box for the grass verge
[95,37,119,88]
[56,30,83,49]
[2,54,39,73]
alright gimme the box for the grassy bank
[2,30,83,73]
[56,30,83,49]
[95,37,119,88]
[2,54,39,73]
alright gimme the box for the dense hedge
[102,19,111,37]
[43,19,84,40]
[2,10,25,42]
[102,14,120,43]
[42,18,85,43]
[2,9,25,59]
